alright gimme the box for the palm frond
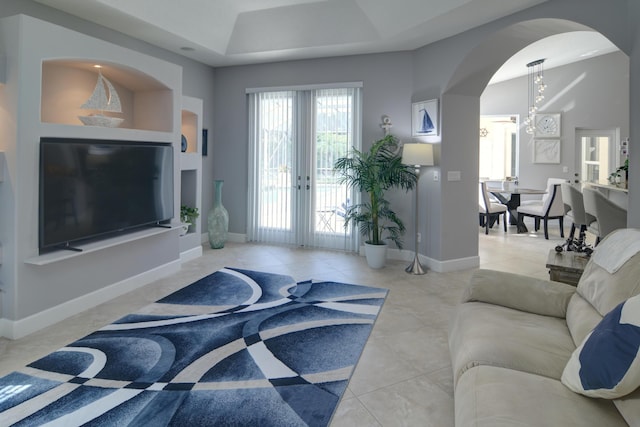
[333,134,416,246]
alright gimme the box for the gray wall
[481,51,630,191]
[213,0,639,268]
[0,0,217,230]
[410,0,637,265]
[212,52,415,235]
[1,0,638,276]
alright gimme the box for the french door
[247,86,361,251]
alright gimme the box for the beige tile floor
[0,219,575,426]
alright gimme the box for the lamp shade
[402,143,434,166]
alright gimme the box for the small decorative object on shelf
[78,67,124,128]
[180,205,199,234]
[208,180,229,249]
[181,134,188,152]
[179,223,190,236]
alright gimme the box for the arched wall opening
[413,11,634,271]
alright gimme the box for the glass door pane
[251,91,297,245]
[248,87,360,251]
[307,88,356,250]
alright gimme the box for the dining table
[486,185,547,233]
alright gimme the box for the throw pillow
[561,293,640,398]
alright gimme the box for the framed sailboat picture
[412,99,439,137]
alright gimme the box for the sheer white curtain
[247,90,297,245]
[247,85,361,251]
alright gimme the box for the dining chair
[479,182,508,234]
[516,178,565,239]
[582,187,627,245]
[560,183,593,242]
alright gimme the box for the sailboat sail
[79,69,124,128]
[419,108,434,134]
[81,71,122,113]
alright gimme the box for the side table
[545,250,589,286]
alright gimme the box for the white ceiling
[35,0,618,81]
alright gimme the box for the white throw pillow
[561,294,640,398]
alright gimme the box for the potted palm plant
[334,134,417,268]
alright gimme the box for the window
[577,128,619,184]
[479,115,518,180]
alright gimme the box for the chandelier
[524,59,546,134]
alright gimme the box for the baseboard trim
[200,232,246,244]
[0,260,181,340]
[425,255,479,272]
[180,246,203,263]
[227,233,247,243]
[363,246,479,273]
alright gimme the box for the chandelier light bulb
[535,75,543,84]
[538,84,546,92]
[529,106,538,114]
[536,95,544,103]
[526,125,534,134]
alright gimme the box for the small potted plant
[608,158,629,188]
[180,205,199,235]
[334,134,416,268]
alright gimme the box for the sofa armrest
[462,269,576,318]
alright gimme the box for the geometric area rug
[0,267,388,426]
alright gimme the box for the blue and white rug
[0,268,387,426]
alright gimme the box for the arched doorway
[416,15,633,271]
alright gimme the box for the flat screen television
[39,137,174,253]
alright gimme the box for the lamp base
[405,253,426,275]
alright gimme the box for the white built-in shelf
[180,152,201,170]
[41,60,173,133]
[39,123,174,144]
[25,226,180,266]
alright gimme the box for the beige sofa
[449,228,640,426]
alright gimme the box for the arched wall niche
[41,58,173,132]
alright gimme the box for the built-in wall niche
[181,169,198,234]
[41,60,173,132]
[181,110,198,153]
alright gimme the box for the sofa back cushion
[562,293,640,399]
[566,229,640,347]
[566,293,602,346]
[575,229,640,316]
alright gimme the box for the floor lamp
[402,143,434,274]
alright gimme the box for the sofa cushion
[463,269,575,318]
[576,230,640,317]
[562,294,640,399]
[591,228,640,274]
[449,301,575,385]
[614,387,640,426]
[455,365,627,427]
[566,293,603,346]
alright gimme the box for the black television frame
[39,137,174,253]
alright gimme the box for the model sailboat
[78,69,124,128]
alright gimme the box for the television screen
[39,138,174,252]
